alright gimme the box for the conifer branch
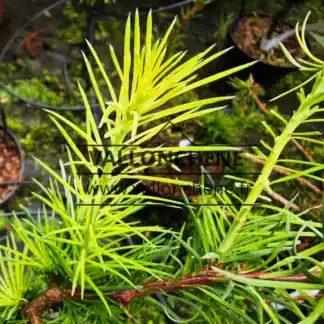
[248,76,315,163]
[23,270,320,322]
[112,269,320,305]
[24,287,82,324]
[241,153,322,194]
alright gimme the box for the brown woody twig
[112,269,320,305]
[25,287,81,324]
[168,0,206,47]
[248,76,315,163]
[263,186,300,211]
[24,269,321,323]
[241,153,322,195]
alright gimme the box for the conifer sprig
[0,10,324,324]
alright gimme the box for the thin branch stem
[25,287,82,324]
[291,138,314,162]
[217,95,315,258]
[112,269,321,305]
[24,270,321,323]
[248,80,314,162]
[168,0,206,47]
[263,186,300,211]
[241,152,322,194]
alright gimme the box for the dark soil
[0,129,21,202]
[232,15,305,66]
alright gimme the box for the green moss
[10,78,64,105]
[199,108,265,145]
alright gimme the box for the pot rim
[228,13,307,70]
[0,127,24,206]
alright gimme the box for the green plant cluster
[0,72,85,164]
[59,1,123,44]
[4,78,65,106]
[0,12,324,324]
[58,2,88,44]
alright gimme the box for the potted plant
[208,7,311,96]
[0,108,24,207]
[225,13,308,87]
[1,12,324,324]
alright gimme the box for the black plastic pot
[0,126,24,207]
[231,14,301,85]
[212,14,304,93]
